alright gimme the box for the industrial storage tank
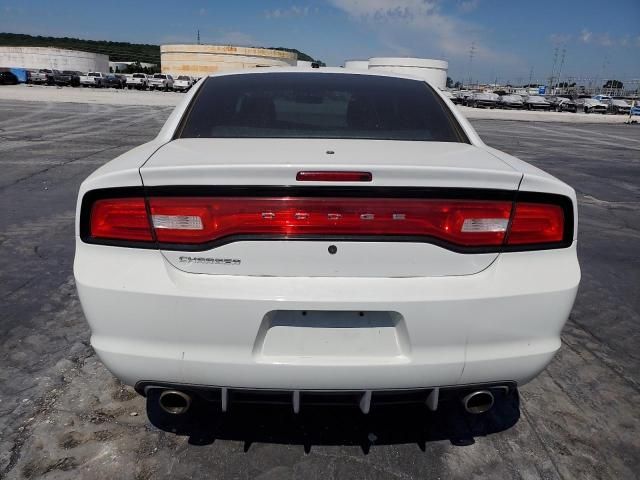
[161,45,297,77]
[0,46,108,72]
[368,57,448,89]
[343,60,370,70]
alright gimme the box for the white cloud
[265,5,311,19]
[595,33,613,47]
[579,29,626,47]
[458,0,479,14]
[549,33,571,45]
[328,0,438,21]
[328,0,518,65]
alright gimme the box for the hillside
[0,33,323,65]
[0,33,160,64]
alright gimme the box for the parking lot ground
[1,100,639,480]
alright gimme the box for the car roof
[205,67,432,84]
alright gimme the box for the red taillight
[148,197,513,246]
[296,171,372,182]
[507,202,564,245]
[90,198,153,241]
[86,194,568,250]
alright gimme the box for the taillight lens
[90,198,153,241]
[86,194,569,250]
[147,197,513,246]
[507,202,564,245]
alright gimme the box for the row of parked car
[450,91,635,115]
[26,69,196,92]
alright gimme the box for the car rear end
[31,70,49,84]
[128,73,147,89]
[81,72,103,87]
[149,74,168,90]
[55,71,74,86]
[173,76,192,91]
[75,71,580,414]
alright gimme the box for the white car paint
[173,76,194,91]
[74,68,580,406]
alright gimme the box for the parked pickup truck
[80,72,108,88]
[127,73,148,90]
[28,69,49,84]
[148,73,174,91]
[53,70,81,87]
[173,75,193,92]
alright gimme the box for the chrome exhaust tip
[462,390,494,414]
[158,390,192,415]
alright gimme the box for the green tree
[603,79,623,89]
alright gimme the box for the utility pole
[555,48,566,92]
[197,29,201,45]
[467,42,475,89]
[597,55,609,93]
[548,47,558,91]
[528,67,534,86]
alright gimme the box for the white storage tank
[161,44,297,77]
[0,46,108,73]
[368,57,448,89]
[344,60,369,70]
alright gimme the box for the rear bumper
[74,241,580,390]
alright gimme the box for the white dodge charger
[74,68,580,417]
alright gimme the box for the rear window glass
[154,74,166,79]
[133,74,146,78]
[178,73,467,142]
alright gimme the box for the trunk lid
[140,139,522,278]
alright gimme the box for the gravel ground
[0,83,634,123]
[0,99,639,480]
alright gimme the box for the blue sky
[1,0,639,85]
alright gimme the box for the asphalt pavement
[1,99,638,480]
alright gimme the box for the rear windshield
[178,76,190,80]
[178,73,467,142]
[133,73,146,78]
[154,74,166,79]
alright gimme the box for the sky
[1,0,639,86]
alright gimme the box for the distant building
[160,44,297,77]
[0,46,108,72]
